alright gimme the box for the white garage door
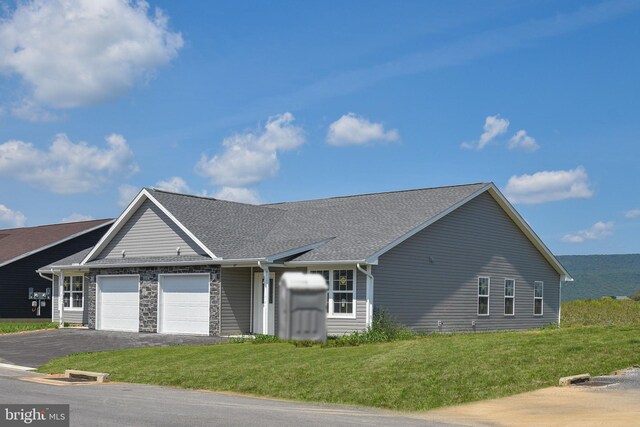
[159,274,210,335]
[97,276,139,332]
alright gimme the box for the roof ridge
[0,218,112,232]
[262,182,490,206]
[147,187,285,211]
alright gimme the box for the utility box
[278,272,328,342]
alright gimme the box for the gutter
[36,270,55,323]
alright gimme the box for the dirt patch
[415,382,640,426]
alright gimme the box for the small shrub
[229,307,417,348]
[252,334,281,344]
[323,307,417,347]
[631,289,640,302]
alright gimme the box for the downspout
[38,270,54,322]
[357,264,374,329]
[257,261,270,335]
[558,278,563,327]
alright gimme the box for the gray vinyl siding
[51,275,88,324]
[239,267,366,336]
[220,268,252,335]
[373,192,561,332]
[289,267,367,335]
[98,199,206,259]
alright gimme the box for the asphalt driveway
[0,328,225,367]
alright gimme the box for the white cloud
[624,209,640,219]
[503,166,593,204]
[508,130,539,152]
[196,112,304,187]
[0,133,138,194]
[562,221,614,243]
[10,99,60,122]
[118,184,139,208]
[154,176,191,193]
[0,0,183,111]
[61,213,94,223]
[327,113,399,146]
[0,203,26,227]
[214,187,260,205]
[461,114,510,150]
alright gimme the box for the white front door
[97,275,139,332]
[159,274,210,335]
[252,272,275,335]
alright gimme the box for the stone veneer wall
[86,265,221,336]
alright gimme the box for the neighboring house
[0,219,113,320]
[38,183,572,336]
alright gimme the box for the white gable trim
[81,189,217,264]
[484,184,572,282]
[0,220,114,268]
[365,183,572,282]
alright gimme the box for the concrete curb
[0,362,36,371]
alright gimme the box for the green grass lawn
[39,325,640,411]
[0,322,58,334]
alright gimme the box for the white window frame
[534,281,544,316]
[504,279,515,316]
[63,275,84,311]
[308,267,357,319]
[477,276,490,316]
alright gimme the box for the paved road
[0,329,225,367]
[0,367,453,427]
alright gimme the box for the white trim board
[82,189,217,264]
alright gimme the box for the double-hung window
[504,279,515,316]
[533,281,543,315]
[310,269,356,317]
[478,277,490,315]
[63,275,84,310]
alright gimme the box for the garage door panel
[97,276,139,332]
[159,274,209,335]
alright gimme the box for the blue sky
[0,0,638,256]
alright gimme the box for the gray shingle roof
[265,183,488,261]
[148,189,285,259]
[41,183,492,269]
[149,183,488,262]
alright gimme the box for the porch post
[366,265,374,328]
[58,271,64,327]
[262,265,270,335]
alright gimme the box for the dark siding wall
[373,192,561,332]
[0,226,109,319]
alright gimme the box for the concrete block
[559,373,590,386]
[65,369,110,383]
